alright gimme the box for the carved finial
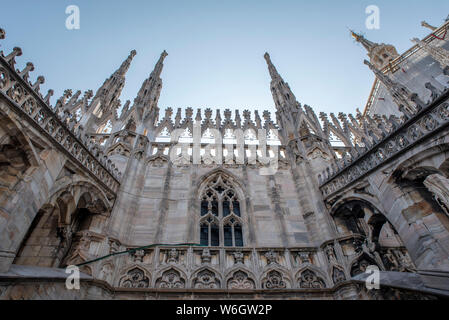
[215,109,222,126]
[254,110,262,128]
[263,110,271,121]
[165,107,173,118]
[235,110,241,128]
[19,62,35,81]
[84,89,93,100]
[223,109,231,120]
[32,76,45,92]
[4,47,22,66]
[44,89,54,105]
[64,89,73,99]
[174,108,182,125]
[115,49,137,76]
[195,108,202,122]
[204,108,212,119]
[0,28,5,40]
[186,107,193,119]
[264,52,270,61]
[264,52,281,80]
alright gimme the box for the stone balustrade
[70,233,412,290]
[319,89,449,199]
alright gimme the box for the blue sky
[1,0,448,117]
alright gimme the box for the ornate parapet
[320,88,449,199]
[73,234,412,291]
[0,38,120,196]
[145,141,289,169]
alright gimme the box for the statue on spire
[350,30,376,52]
[351,30,399,70]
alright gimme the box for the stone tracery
[199,173,244,247]
[119,267,150,288]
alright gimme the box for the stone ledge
[352,271,449,298]
[417,269,449,293]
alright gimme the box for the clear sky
[1,0,448,117]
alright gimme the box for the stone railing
[73,234,413,290]
[113,245,329,290]
[144,141,288,169]
[320,89,449,199]
[0,43,121,195]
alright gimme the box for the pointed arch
[225,269,256,290]
[118,265,151,288]
[190,267,221,289]
[296,267,327,289]
[260,269,292,289]
[154,267,187,289]
[295,265,330,289]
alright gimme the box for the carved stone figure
[351,258,373,276]
[332,267,346,285]
[233,251,244,264]
[201,248,212,264]
[297,251,312,265]
[167,248,179,264]
[325,245,338,265]
[395,249,416,272]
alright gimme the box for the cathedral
[0,17,449,300]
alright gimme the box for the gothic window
[199,174,244,247]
